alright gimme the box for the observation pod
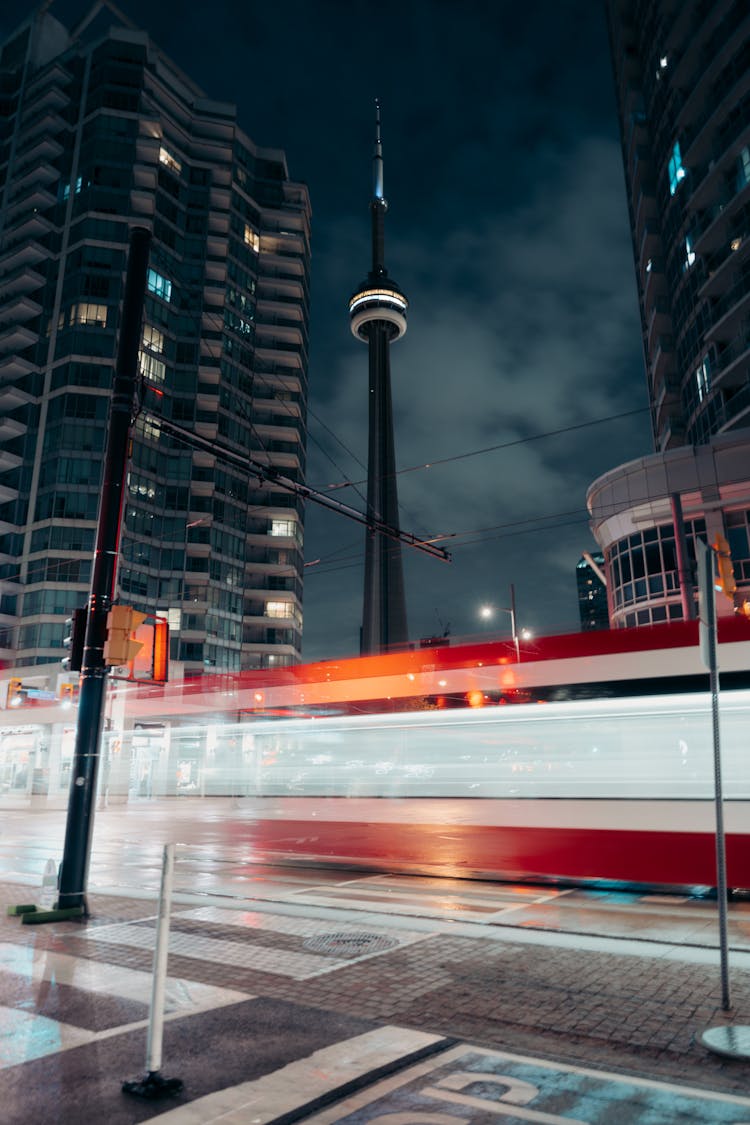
[349,280,408,342]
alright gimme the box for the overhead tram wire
[135,280,369,541]
[139,409,451,561]
[195,301,432,533]
[137,252,640,572]
[304,511,597,579]
[322,407,652,492]
[142,275,433,545]
[183,298,376,514]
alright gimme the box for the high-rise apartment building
[0,3,311,673]
[587,1,750,627]
[575,554,609,631]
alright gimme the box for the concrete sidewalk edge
[149,1027,456,1124]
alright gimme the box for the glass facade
[575,554,609,631]
[589,5,750,629]
[607,1,750,450]
[606,518,706,627]
[0,10,311,672]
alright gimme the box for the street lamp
[478,584,530,661]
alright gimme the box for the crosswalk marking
[0,941,251,1070]
[80,909,428,980]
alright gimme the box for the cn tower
[349,101,409,655]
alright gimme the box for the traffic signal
[62,608,87,672]
[7,678,24,707]
[713,534,737,599]
[103,605,147,665]
[152,617,169,682]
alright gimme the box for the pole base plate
[122,1071,184,1100]
[700,1025,750,1060]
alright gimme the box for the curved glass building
[588,1,750,626]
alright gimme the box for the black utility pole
[349,101,410,654]
[57,227,151,913]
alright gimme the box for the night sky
[4,1,652,660]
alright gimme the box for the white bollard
[147,841,175,1074]
[122,841,183,1099]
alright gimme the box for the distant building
[576,554,608,631]
[0,3,311,671]
[587,2,750,626]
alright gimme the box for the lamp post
[478,584,531,661]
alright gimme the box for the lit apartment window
[142,324,165,353]
[64,302,107,327]
[243,224,260,253]
[139,351,166,382]
[270,519,295,537]
[738,146,750,192]
[159,146,182,174]
[224,308,253,336]
[696,357,710,402]
[265,601,292,618]
[62,176,83,201]
[147,268,172,303]
[668,141,686,195]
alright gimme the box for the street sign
[697,537,716,671]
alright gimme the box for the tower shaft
[349,103,409,655]
[362,323,408,653]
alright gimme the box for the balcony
[6,212,54,247]
[705,278,750,342]
[671,1,743,91]
[658,414,687,450]
[0,385,34,410]
[642,259,666,306]
[129,189,155,217]
[718,380,750,432]
[650,335,675,382]
[7,159,59,195]
[0,417,27,441]
[20,109,65,147]
[0,449,22,472]
[0,293,42,327]
[713,331,750,388]
[0,323,37,355]
[699,238,750,298]
[646,298,672,352]
[0,481,19,503]
[679,32,750,150]
[0,262,44,300]
[0,239,47,273]
[0,354,36,381]
[15,133,64,167]
[5,185,56,222]
[135,134,159,165]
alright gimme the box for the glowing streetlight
[477,584,529,661]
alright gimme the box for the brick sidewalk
[2,877,750,1124]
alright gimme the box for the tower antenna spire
[373,98,384,201]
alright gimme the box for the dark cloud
[2,1,652,659]
[303,129,649,657]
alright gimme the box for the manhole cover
[303,932,398,958]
